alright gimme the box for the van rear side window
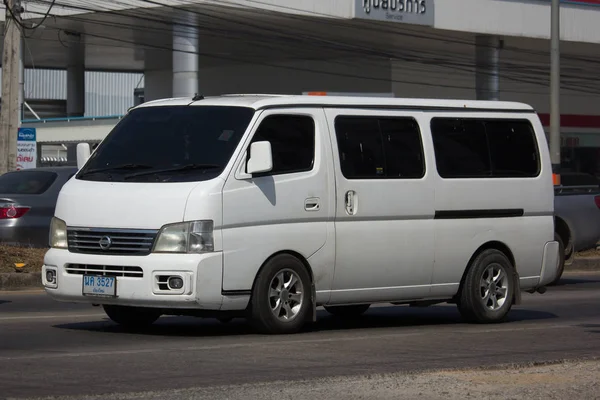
[431,118,540,179]
[334,116,425,179]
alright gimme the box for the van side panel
[325,109,436,304]
[220,108,336,303]
[426,112,554,296]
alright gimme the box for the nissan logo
[99,236,112,250]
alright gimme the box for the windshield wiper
[123,164,221,180]
[79,163,153,177]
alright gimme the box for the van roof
[135,94,535,113]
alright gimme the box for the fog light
[46,270,56,284]
[168,276,184,290]
[44,268,57,288]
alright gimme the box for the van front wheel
[249,254,312,334]
[457,249,515,324]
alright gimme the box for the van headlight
[152,220,214,254]
[49,217,68,249]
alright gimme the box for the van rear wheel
[324,304,370,318]
[103,305,161,329]
[249,254,312,335]
[549,233,566,286]
[457,249,515,324]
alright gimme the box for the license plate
[82,275,117,297]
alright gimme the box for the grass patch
[0,243,599,275]
[0,245,47,274]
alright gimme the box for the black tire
[549,232,566,286]
[249,254,312,334]
[103,305,161,329]
[457,249,515,324]
[324,304,370,318]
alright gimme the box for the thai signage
[354,0,434,26]
[16,127,37,170]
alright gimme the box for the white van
[42,94,561,334]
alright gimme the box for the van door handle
[305,197,320,211]
[345,190,357,215]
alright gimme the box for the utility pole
[0,0,22,175]
[550,0,561,182]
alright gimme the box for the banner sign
[16,127,37,170]
[354,0,434,26]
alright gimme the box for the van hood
[54,178,224,230]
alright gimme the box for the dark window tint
[334,116,425,179]
[431,118,540,179]
[430,119,490,178]
[0,171,58,194]
[379,118,425,178]
[250,115,315,175]
[335,117,384,178]
[77,106,255,183]
[486,120,539,177]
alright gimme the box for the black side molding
[435,209,525,220]
[222,289,252,296]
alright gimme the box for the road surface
[1,272,600,399]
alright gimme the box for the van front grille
[66,264,144,278]
[67,228,158,256]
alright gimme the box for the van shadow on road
[553,277,600,287]
[51,306,557,339]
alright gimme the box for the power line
[17,0,600,96]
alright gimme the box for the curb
[0,258,599,292]
[0,272,42,291]
[566,257,600,271]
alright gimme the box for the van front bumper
[42,248,226,310]
[538,240,561,287]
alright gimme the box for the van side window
[430,119,490,178]
[334,116,425,179]
[431,118,540,178]
[250,115,315,176]
[486,120,540,177]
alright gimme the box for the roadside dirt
[0,246,47,274]
[0,243,599,274]
[16,359,600,400]
[576,247,600,258]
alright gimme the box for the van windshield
[77,105,255,183]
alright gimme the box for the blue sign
[17,127,36,142]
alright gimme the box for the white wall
[435,0,600,44]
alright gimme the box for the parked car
[0,166,78,248]
[553,172,600,284]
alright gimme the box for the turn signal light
[552,173,561,186]
[0,206,30,219]
[595,196,600,210]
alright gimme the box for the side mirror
[76,143,91,169]
[246,141,273,175]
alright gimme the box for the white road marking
[0,313,105,321]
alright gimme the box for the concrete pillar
[475,35,502,101]
[172,16,198,98]
[66,33,85,117]
[66,143,77,166]
[144,49,173,102]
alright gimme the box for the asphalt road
[1,272,600,400]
